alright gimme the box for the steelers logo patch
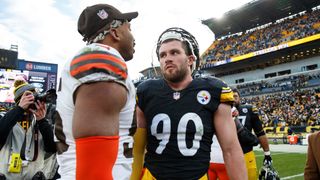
[242,108,248,113]
[197,90,211,105]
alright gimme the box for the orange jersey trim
[70,52,127,80]
[71,53,126,68]
[70,62,127,80]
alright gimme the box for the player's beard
[162,64,188,83]
[234,100,240,107]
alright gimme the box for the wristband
[264,151,271,156]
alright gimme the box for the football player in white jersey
[54,4,138,180]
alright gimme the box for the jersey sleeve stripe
[220,87,234,103]
[221,87,232,93]
[220,92,234,103]
[70,53,127,80]
[252,107,258,112]
[71,63,127,80]
[71,52,126,69]
[70,59,126,73]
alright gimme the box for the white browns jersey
[210,135,224,164]
[54,43,136,180]
[210,108,238,164]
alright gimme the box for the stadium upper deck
[202,9,320,65]
[199,0,320,86]
[202,0,320,39]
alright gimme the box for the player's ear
[188,55,195,66]
[109,28,120,41]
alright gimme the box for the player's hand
[263,155,272,166]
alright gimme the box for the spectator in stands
[233,88,272,180]
[273,116,279,129]
[304,131,320,179]
[0,80,57,179]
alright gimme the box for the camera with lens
[32,171,46,180]
[29,89,57,110]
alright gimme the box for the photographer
[0,80,56,180]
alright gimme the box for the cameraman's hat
[13,80,36,103]
[78,4,138,42]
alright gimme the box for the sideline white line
[281,173,304,179]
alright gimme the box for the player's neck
[166,75,193,91]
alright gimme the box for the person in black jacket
[0,79,56,180]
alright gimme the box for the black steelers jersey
[236,104,265,154]
[136,77,233,180]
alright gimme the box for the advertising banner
[0,60,58,103]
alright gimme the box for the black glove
[263,154,272,166]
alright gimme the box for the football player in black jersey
[232,88,272,180]
[131,27,247,180]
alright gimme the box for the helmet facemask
[259,165,280,180]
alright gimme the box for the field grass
[255,151,307,180]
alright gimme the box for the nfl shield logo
[97,9,108,20]
[173,92,180,100]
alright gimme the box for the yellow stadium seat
[264,127,274,133]
[306,125,320,133]
[276,126,288,134]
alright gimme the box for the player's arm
[73,81,127,180]
[214,103,248,180]
[259,134,272,166]
[234,117,259,146]
[131,106,147,180]
[258,135,270,152]
[251,106,272,165]
[251,111,269,151]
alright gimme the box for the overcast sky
[0,0,252,79]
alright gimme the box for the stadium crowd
[235,71,320,96]
[242,88,320,128]
[201,8,320,67]
[0,102,14,111]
